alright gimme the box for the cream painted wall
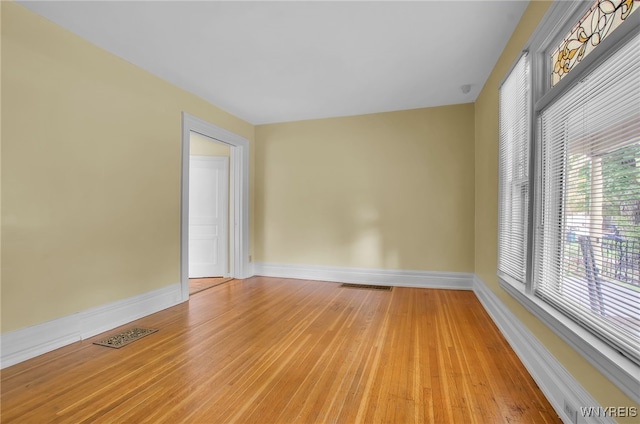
[255,105,475,272]
[190,132,230,157]
[474,1,639,420]
[1,2,254,333]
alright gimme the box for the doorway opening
[181,113,250,301]
[188,132,230,294]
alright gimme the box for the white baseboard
[253,262,474,290]
[473,276,613,424]
[1,282,183,369]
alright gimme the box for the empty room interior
[2,0,639,423]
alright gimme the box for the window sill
[498,276,640,404]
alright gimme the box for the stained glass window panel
[550,0,638,86]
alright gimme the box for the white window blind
[498,53,530,283]
[535,31,640,364]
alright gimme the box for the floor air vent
[93,327,158,349]
[340,283,393,291]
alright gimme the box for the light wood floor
[189,277,233,295]
[1,277,561,423]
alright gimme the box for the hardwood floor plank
[1,277,561,423]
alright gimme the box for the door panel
[189,156,228,278]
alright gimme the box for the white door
[189,156,229,278]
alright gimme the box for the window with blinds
[535,31,640,363]
[498,53,530,284]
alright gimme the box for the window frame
[497,0,640,404]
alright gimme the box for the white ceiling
[18,1,529,125]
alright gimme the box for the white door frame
[181,112,250,301]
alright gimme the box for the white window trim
[497,0,640,404]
